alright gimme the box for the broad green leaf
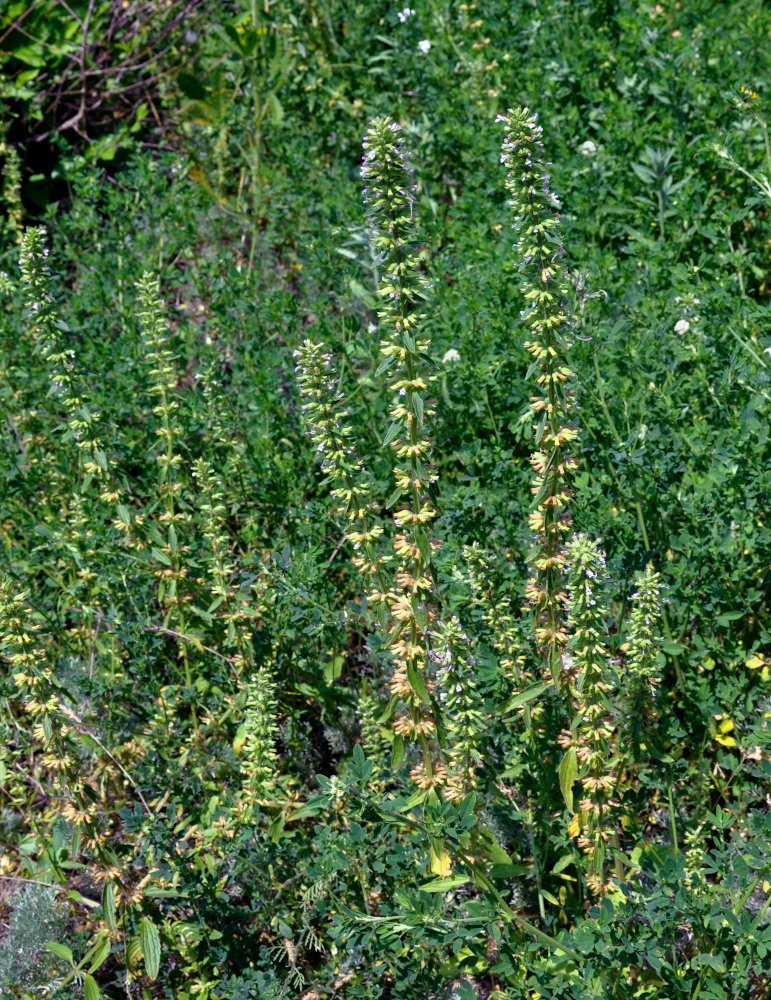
[139,917,161,980]
[391,733,405,770]
[419,874,469,892]
[126,935,142,970]
[84,974,100,1000]
[88,935,111,973]
[102,882,116,931]
[559,747,578,814]
[45,941,73,964]
[506,680,550,712]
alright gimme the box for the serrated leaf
[139,917,161,980]
[559,747,578,814]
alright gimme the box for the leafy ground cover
[0,1,770,997]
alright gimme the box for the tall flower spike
[19,228,107,480]
[624,563,662,756]
[194,457,253,673]
[1,131,23,241]
[362,117,443,793]
[241,666,280,803]
[0,580,98,835]
[136,274,194,702]
[431,618,484,801]
[498,110,579,685]
[564,535,617,891]
[294,339,391,613]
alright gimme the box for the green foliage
[0,1,770,997]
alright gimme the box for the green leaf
[102,882,116,931]
[506,680,549,711]
[84,974,100,1000]
[558,747,578,814]
[286,795,328,822]
[139,917,161,980]
[406,661,431,704]
[489,863,528,878]
[382,419,402,447]
[351,744,373,783]
[419,874,469,892]
[88,935,111,973]
[125,935,142,970]
[45,941,73,964]
[324,654,344,683]
[151,546,171,566]
[391,733,405,771]
[691,953,725,973]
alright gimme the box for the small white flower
[417,39,431,53]
[397,7,415,21]
[578,139,597,156]
[442,348,461,363]
[674,319,690,335]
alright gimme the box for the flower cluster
[562,535,618,890]
[672,293,701,338]
[431,618,484,800]
[362,116,442,792]
[498,109,578,685]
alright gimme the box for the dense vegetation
[1,1,770,997]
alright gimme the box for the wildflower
[362,116,443,788]
[579,140,597,156]
[674,318,690,335]
[442,347,461,363]
[417,39,431,53]
[397,7,415,21]
[499,108,578,684]
[241,668,280,800]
